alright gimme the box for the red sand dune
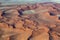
[0,2,60,40]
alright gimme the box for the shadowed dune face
[0,2,60,40]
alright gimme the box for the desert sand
[0,2,60,40]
